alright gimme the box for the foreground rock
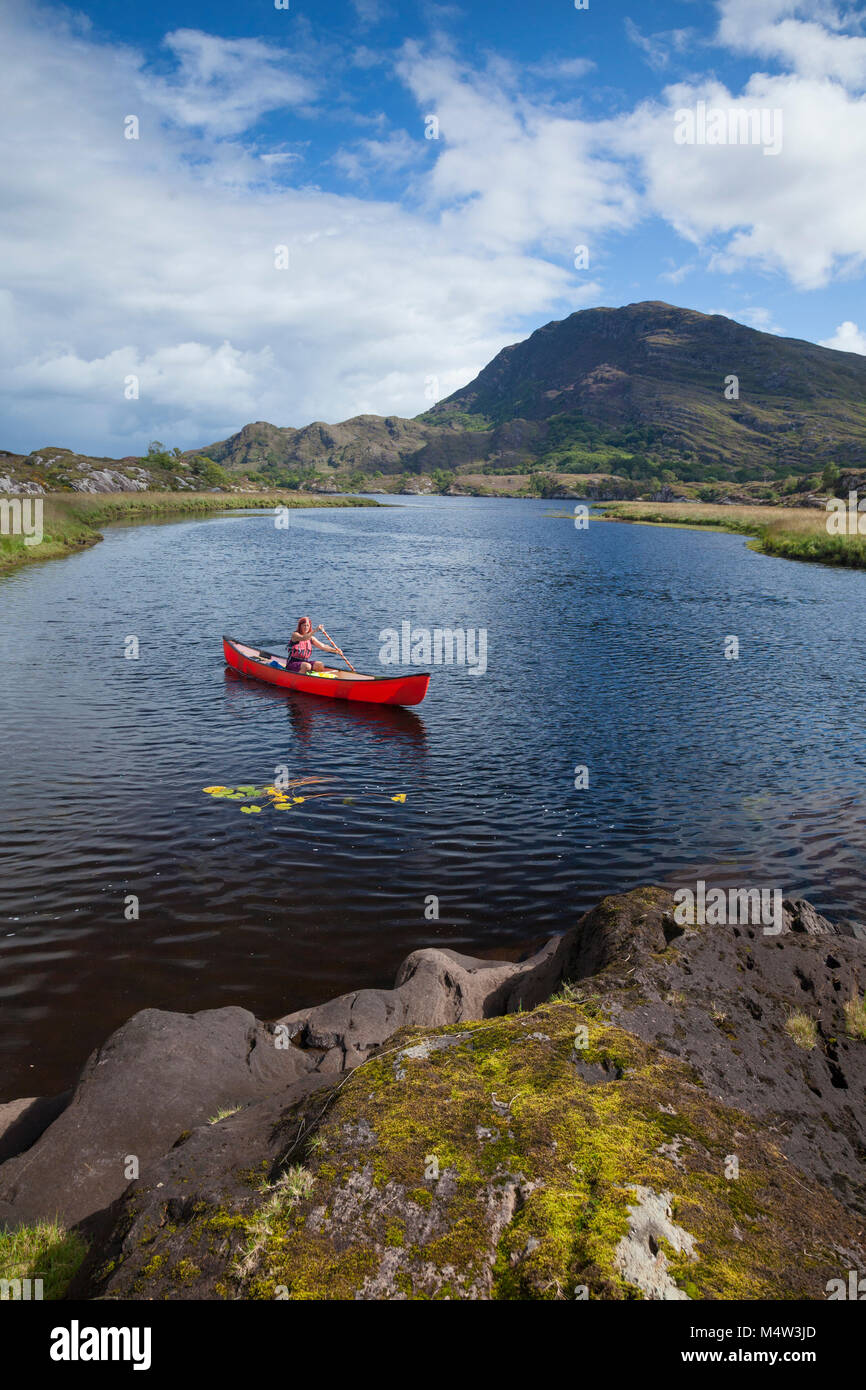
[0,938,566,1232]
[45,887,865,1300]
[0,1094,69,1165]
[0,1008,325,1230]
[76,1001,864,1301]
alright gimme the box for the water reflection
[222,667,428,750]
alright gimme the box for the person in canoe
[286,617,373,680]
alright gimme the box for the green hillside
[419,301,866,482]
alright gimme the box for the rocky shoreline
[1,886,865,1300]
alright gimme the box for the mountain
[5,303,866,495]
[422,300,866,476]
[201,302,866,486]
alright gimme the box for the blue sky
[1,0,865,455]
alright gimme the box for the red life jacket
[288,637,312,662]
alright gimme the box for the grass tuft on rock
[784,1011,818,1050]
[843,994,866,1041]
[0,1220,88,1300]
[209,1105,242,1125]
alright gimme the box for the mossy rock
[73,886,866,1301]
[165,1006,860,1300]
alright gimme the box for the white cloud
[658,258,695,283]
[149,30,318,136]
[351,0,390,25]
[528,57,596,81]
[820,319,866,352]
[396,44,639,254]
[10,342,274,410]
[331,130,422,181]
[0,6,599,454]
[624,19,695,70]
[716,0,866,87]
[703,305,779,331]
[614,74,866,288]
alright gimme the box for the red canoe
[223,637,431,706]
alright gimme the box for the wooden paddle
[318,625,356,673]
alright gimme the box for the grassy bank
[597,500,866,569]
[0,490,378,575]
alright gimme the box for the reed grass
[598,501,866,569]
[0,490,378,573]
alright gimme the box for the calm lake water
[2,496,866,1099]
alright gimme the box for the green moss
[246,1243,379,1301]
[655,1110,714,1148]
[101,964,859,1302]
[209,1004,851,1300]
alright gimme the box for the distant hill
[0,441,244,497]
[4,302,866,496]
